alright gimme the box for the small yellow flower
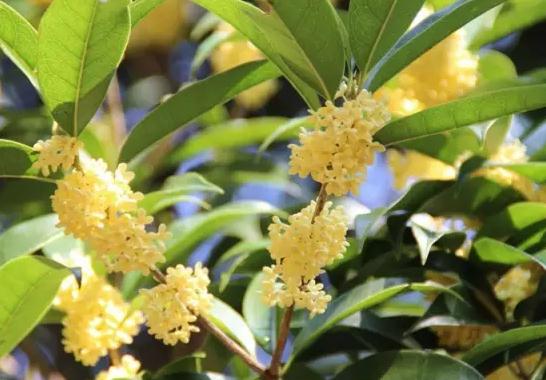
[432,325,496,351]
[96,355,141,380]
[32,135,82,176]
[289,90,390,196]
[50,250,95,311]
[262,201,348,316]
[211,23,278,110]
[62,276,144,366]
[494,263,542,320]
[51,156,168,274]
[140,263,213,345]
[387,150,457,190]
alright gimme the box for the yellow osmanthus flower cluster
[387,150,457,190]
[96,355,141,380]
[376,26,478,116]
[494,263,542,319]
[50,154,169,274]
[432,325,497,351]
[62,274,144,366]
[32,135,82,176]
[289,90,391,196]
[50,250,95,311]
[140,263,213,345]
[211,23,278,110]
[262,201,348,316]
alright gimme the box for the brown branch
[312,183,328,222]
[198,316,266,376]
[266,305,294,379]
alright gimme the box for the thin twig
[198,316,266,376]
[108,349,121,366]
[266,305,294,379]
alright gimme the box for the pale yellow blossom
[32,135,82,176]
[494,263,542,319]
[96,355,141,380]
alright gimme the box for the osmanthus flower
[494,263,543,320]
[210,22,278,110]
[50,154,169,274]
[62,275,144,366]
[387,150,457,190]
[375,8,478,116]
[95,355,141,380]
[32,135,82,176]
[261,201,348,316]
[431,325,497,351]
[140,263,213,345]
[289,90,391,196]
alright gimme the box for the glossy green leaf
[474,238,546,268]
[354,208,388,251]
[349,0,424,75]
[376,83,546,145]
[242,273,275,350]
[483,117,513,156]
[289,279,411,364]
[334,350,484,380]
[463,325,546,367]
[119,61,281,162]
[470,0,546,49]
[170,117,291,162]
[269,0,345,98]
[209,298,257,356]
[139,173,223,214]
[410,220,453,265]
[0,139,40,179]
[478,51,517,86]
[0,2,38,88]
[153,353,206,378]
[365,0,507,91]
[38,0,131,134]
[0,214,63,265]
[258,117,307,154]
[190,0,320,108]
[0,256,71,356]
[478,202,546,239]
[490,162,546,184]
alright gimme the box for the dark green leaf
[269,0,345,98]
[376,83,546,145]
[0,256,71,356]
[242,273,276,350]
[474,238,546,269]
[0,214,63,265]
[0,2,39,88]
[0,139,40,179]
[119,61,281,162]
[463,325,546,367]
[349,0,424,75]
[365,0,507,91]
[334,350,484,380]
[478,202,546,240]
[38,0,131,134]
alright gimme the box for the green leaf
[153,353,206,378]
[478,51,517,86]
[0,256,71,356]
[365,0,507,92]
[242,273,276,350]
[130,0,165,27]
[354,207,388,251]
[139,173,223,215]
[0,2,39,88]
[489,162,546,184]
[470,0,546,49]
[376,83,546,145]
[190,0,320,109]
[38,0,131,134]
[478,202,546,240]
[333,350,484,380]
[119,61,281,163]
[463,325,546,367]
[269,0,345,99]
[349,0,424,75]
[209,298,257,356]
[0,139,40,179]
[258,117,307,154]
[410,219,455,265]
[0,214,63,265]
[170,117,292,162]
[288,279,411,364]
[474,238,546,269]
[483,116,512,156]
